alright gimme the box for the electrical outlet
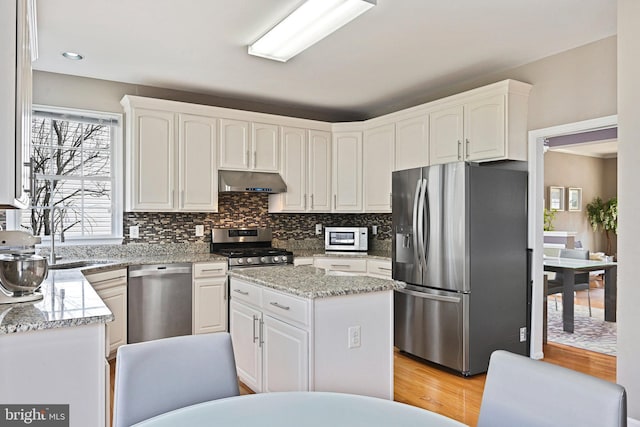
[129,225,139,239]
[348,326,361,349]
[372,225,378,235]
[195,225,204,237]
[315,224,323,235]
[519,327,527,342]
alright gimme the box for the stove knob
[246,258,253,264]
[260,257,268,263]
[272,256,280,262]
[236,258,244,264]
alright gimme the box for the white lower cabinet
[230,277,393,399]
[193,262,228,334]
[84,268,127,357]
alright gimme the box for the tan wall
[617,0,640,418]
[544,152,617,254]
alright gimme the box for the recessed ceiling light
[62,51,84,60]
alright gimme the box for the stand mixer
[0,231,48,304]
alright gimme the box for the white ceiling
[33,0,616,119]
[549,139,618,158]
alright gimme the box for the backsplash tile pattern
[0,211,5,230]
[123,193,392,246]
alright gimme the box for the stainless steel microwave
[325,227,368,252]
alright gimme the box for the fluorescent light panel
[248,0,376,62]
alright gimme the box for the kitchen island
[0,268,113,427]
[228,265,403,400]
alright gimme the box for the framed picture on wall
[549,186,565,211]
[568,187,582,211]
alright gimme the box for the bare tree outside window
[23,115,114,238]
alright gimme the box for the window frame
[7,105,123,245]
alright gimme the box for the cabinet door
[308,130,332,212]
[178,114,218,212]
[219,118,250,169]
[464,94,506,161]
[279,127,307,211]
[429,105,464,165]
[332,132,363,212]
[363,124,394,212]
[252,123,279,172]
[263,315,309,393]
[98,285,127,355]
[395,115,429,170]
[229,301,262,392]
[194,277,227,335]
[129,108,175,210]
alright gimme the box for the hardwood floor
[108,287,615,427]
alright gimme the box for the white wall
[617,0,640,419]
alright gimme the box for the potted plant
[543,208,557,231]
[586,196,618,255]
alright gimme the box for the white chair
[113,333,240,427]
[477,350,627,427]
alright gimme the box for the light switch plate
[195,225,204,237]
[130,225,139,239]
[315,224,323,235]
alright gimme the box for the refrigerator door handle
[396,287,461,303]
[417,178,428,271]
[412,179,422,271]
[423,178,431,266]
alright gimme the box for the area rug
[546,301,617,356]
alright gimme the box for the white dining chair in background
[112,332,240,427]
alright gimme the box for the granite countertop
[229,265,403,299]
[291,250,391,260]
[0,269,114,335]
[58,253,228,275]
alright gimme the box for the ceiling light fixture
[248,0,376,62]
[62,51,84,60]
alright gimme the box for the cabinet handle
[378,267,392,271]
[334,194,337,209]
[310,194,314,209]
[202,268,224,273]
[252,315,258,343]
[269,301,291,311]
[246,150,250,167]
[457,140,462,160]
[259,318,264,347]
[389,193,392,209]
[253,150,257,168]
[233,289,249,295]
[330,264,351,269]
[223,282,227,300]
[465,138,470,159]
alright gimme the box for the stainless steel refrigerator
[393,161,529,376]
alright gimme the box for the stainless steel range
[210,228,293,268]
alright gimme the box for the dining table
[132,391,468,427]
[543,257,617,333]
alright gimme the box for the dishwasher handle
[128,264,192,278]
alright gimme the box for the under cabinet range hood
[218,170,287,193]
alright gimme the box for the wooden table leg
[562,269,575,333]
[604,267,617,322]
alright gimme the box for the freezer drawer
[394,285,468,374]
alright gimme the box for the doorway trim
[527,115,617,359]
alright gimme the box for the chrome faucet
[50,206,65,265]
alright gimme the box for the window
[10,106,122,243]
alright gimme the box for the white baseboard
[628,417,640,426]
[530,351,544,360]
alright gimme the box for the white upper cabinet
[219,119,279,172]
[252,123,280,172]
[429,105,464,165]
[429,81,531,165]
[178,114,218,211]
[122,98,218,212]
[332,131,363,213]
[363,124,394,213]
[1,0,36,208]
[219,119,250,170]
[307,130,332,212]
[126,108,176,211]
[394,115,429,171]
[269,128,331,213]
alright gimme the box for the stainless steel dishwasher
[128,263,192,343]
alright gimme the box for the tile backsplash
[124,193,391,247]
